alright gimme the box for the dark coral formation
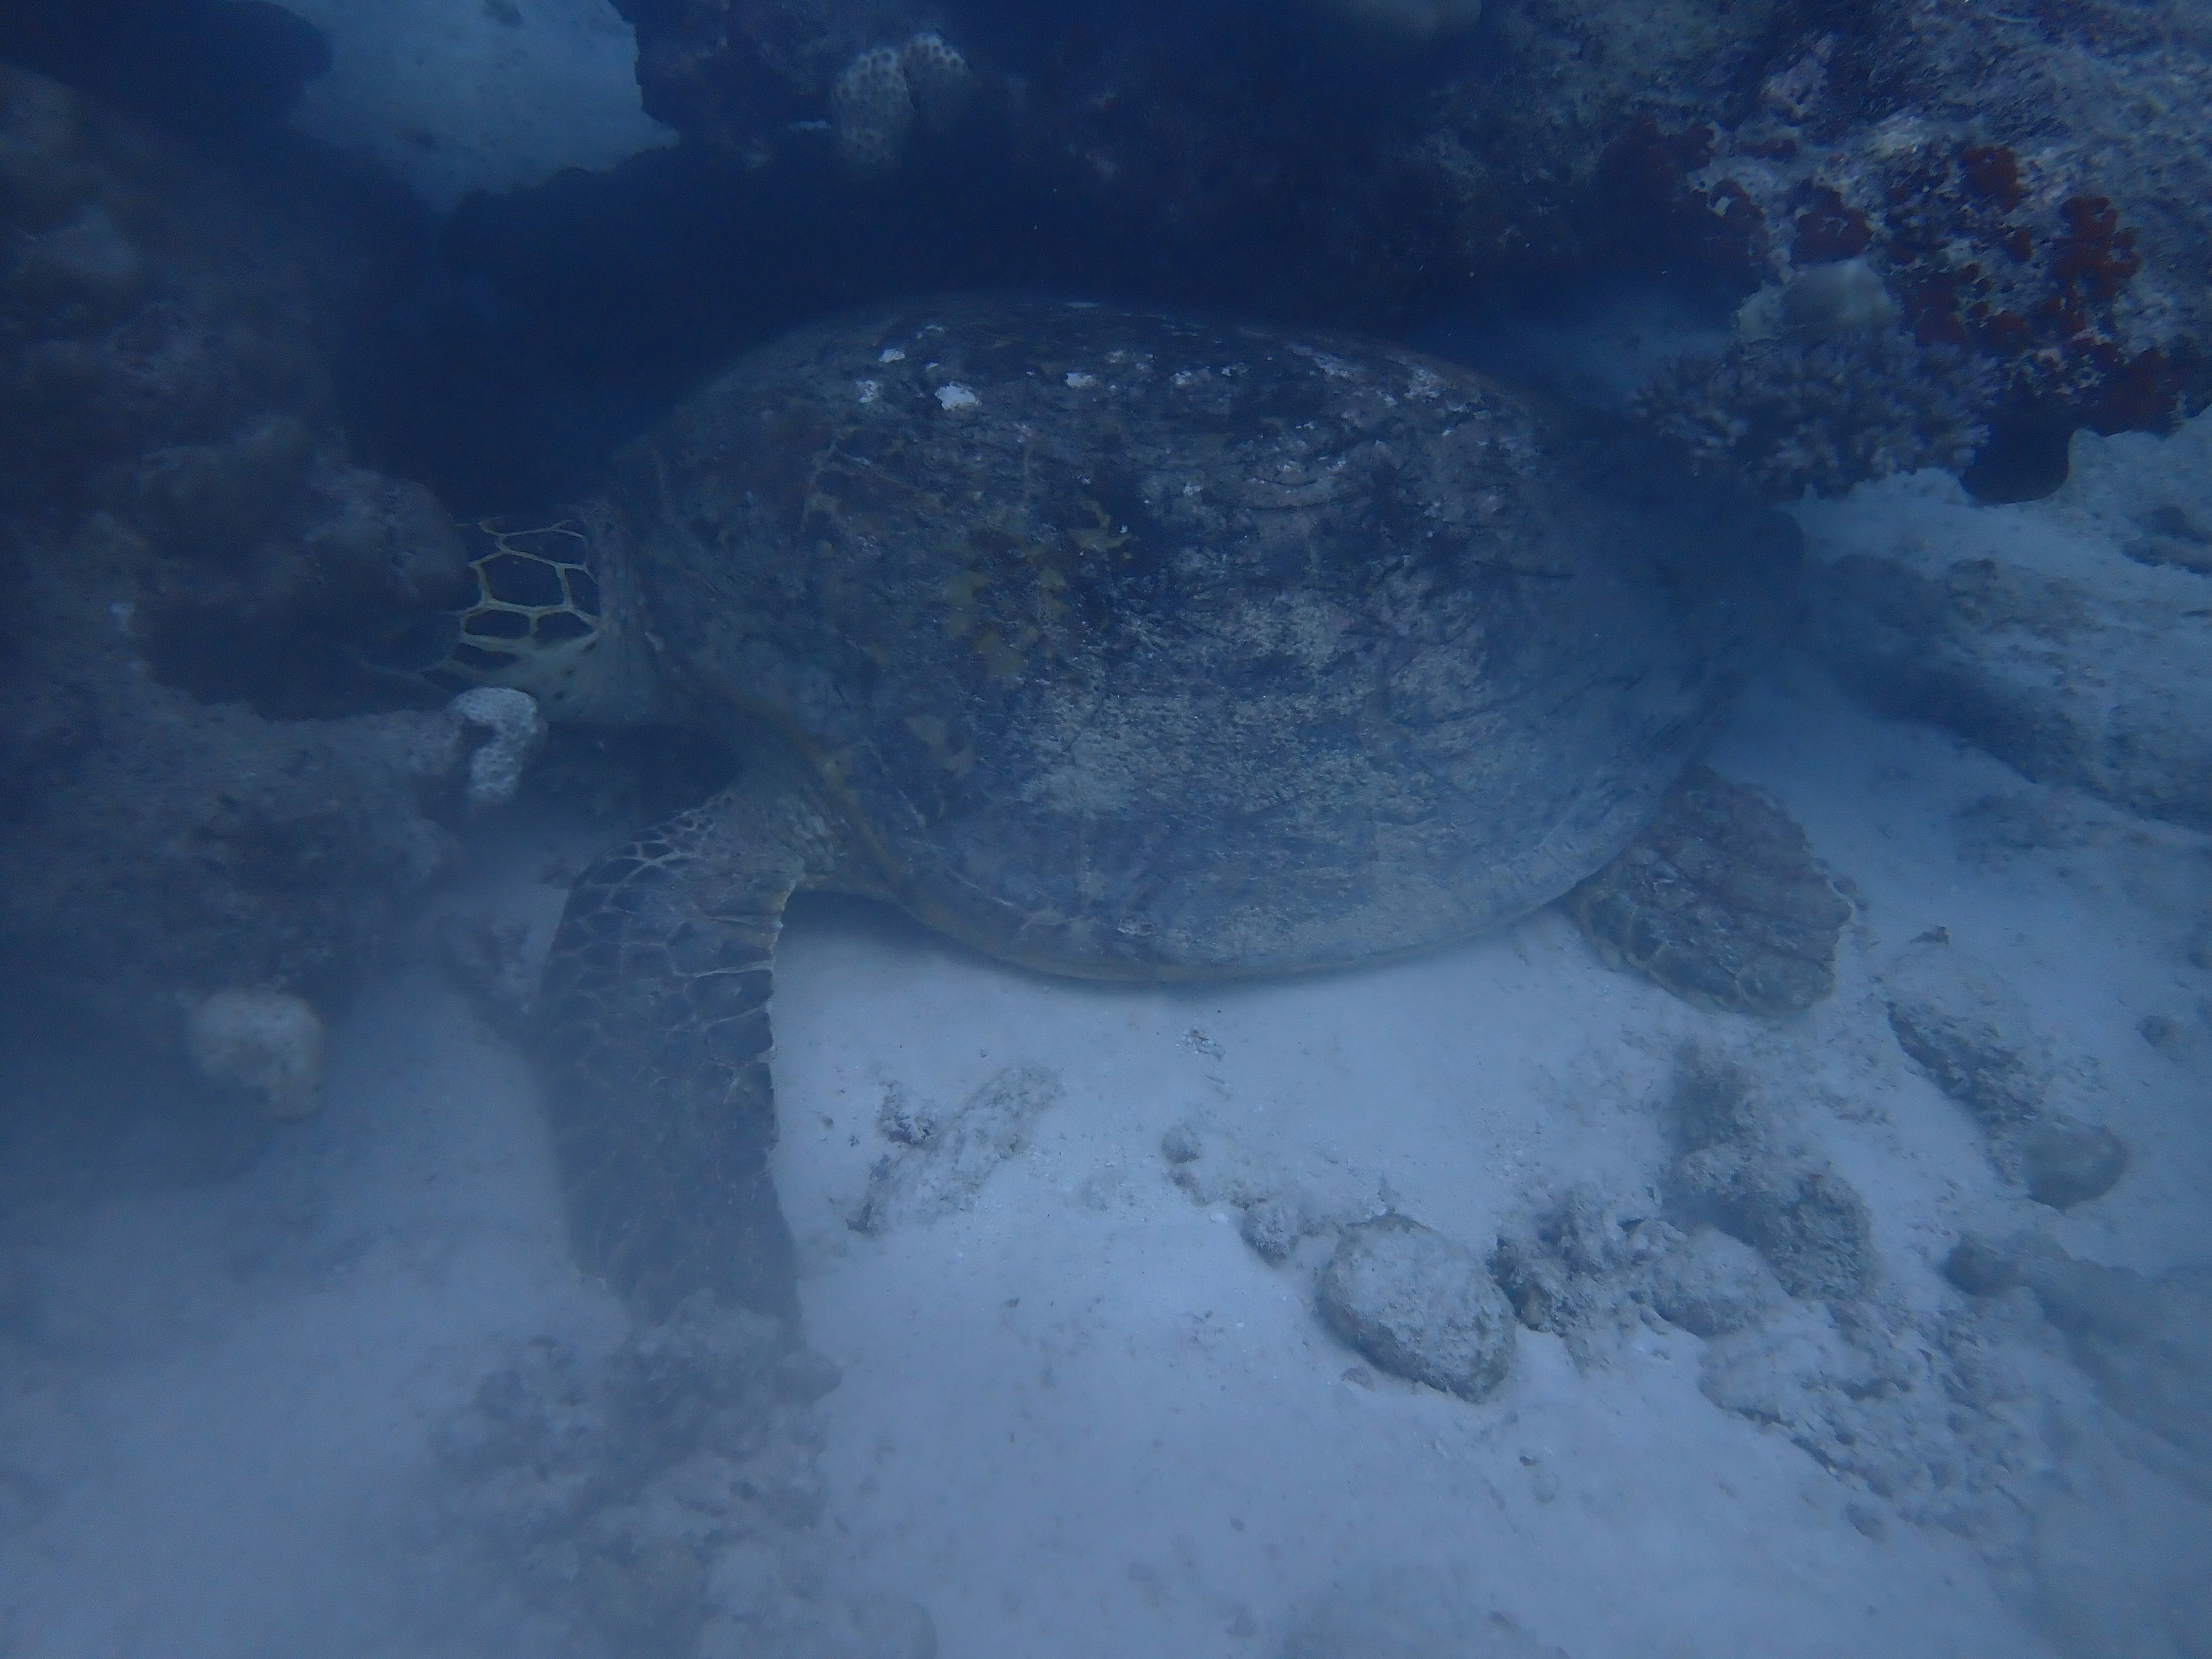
[0,66,474,1082]
[910,5,2212,422]
[1567,765,1852,1017]
[615,0,937,160]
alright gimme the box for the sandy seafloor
[3,532,2209,1655]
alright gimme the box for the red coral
[1957,144,2024,210]
[1592,120,1767,287]
[1900,272,1972,347]
[2049,195,2141,303]
[2081,346,2180,433]
[1850,147,2180,431]
[1791,185,1872,262]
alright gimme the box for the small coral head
[185,988,327,1119]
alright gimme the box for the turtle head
[410,498,669,728]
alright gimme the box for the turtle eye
[565,568,601,615]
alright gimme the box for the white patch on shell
[1064,370,1097,389]
[880,346,907,362]
[935,382,980,411]
[1289,343,1357,378]
[855,378,881,404]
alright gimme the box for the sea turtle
[419,294,1797,1325]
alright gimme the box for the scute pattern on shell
[610,296,1798,980]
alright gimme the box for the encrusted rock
[1947,1236,2212,1467]
[1806,414,2212,834]
[1881,947,2051,1130]
[1663,1052,1878,1303]
[1318,1214,1517,1401]
[1633,325,1992,499]
[2021,1118,2130,1211]
[1646,1226,1790,1339]
[1881,945,2128,1207]
[1567,765,1852,1018]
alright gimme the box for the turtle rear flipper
[539,758,845,1324]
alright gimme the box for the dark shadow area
[0,0,327,141]
[332,0,1515,509]
[1964,409,2077,504]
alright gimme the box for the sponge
[831,33,973,176]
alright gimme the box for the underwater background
[0,2,2208,1655]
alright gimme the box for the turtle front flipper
[539,755,847,1325]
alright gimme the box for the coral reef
[1633,326,1994,498]
[1602,1,2212,467]
[612,0,936,160]
[0,66,493,1096]
[431,0,2206,497]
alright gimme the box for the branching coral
[1633,327,1995,499]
